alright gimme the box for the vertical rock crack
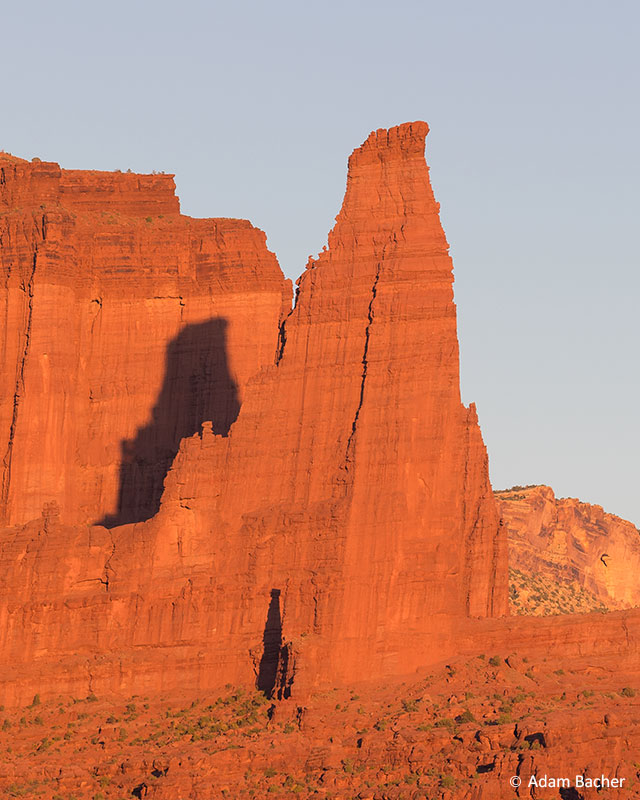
[344,261,381,462]
[1,245,38,516]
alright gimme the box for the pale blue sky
[3,0,639,523]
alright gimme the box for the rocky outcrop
[0,124,508,703]
[0,153,290,527]
[2,630,639,800]
[497,485,640,611]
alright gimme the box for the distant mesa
[497,484,640,615]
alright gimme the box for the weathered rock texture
[0,153,290,527]
[151,121,509,685]
[2,648,640,800]
[0,124,510,703]
[498,485,640,611]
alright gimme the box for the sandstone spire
[0,125,508,702]
[156,121,508,685]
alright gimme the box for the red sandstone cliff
[0,124,510,703]
[497,485,640,611]
[155,122,509,682]
[0,153,289,527]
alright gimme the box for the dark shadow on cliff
[257,589,283,699]
[97,318,239,527]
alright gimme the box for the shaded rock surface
[0,153,290,527]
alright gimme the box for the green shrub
[488,656,501,667]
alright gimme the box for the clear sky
[3,0,639,524]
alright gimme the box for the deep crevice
[1,245,37,516]
[275,318,287,364]
[344,261,381,462]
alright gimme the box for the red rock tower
[155,121,508,686]
[0,124,508,703]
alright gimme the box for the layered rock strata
[0,154,289,526]
[498,485,640,610]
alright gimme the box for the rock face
[154,122,508,684]
[497,485,640,610]
[0,154,290,527]
[0,124,509,703]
